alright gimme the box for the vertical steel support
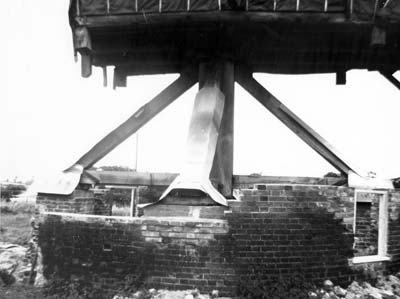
[210,62,234,197]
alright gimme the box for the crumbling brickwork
[36,185,400,297]
[37,190,111,215]
[388,191,400,271]
[38,215,234,295]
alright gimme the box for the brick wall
[38,214,233,296]
[36,185,400,297]
[388,191,400,271]
[37,190,111,215]
[354,201,378,256]
[226,185,357,288]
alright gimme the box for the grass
[0,200,35,246]
[0,285,44,299]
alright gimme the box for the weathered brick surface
[388,191,400,272]
[354,200,379,256]
[226,185,357,288]
[37,189,111,215]
[38,214,233,295]
[36,185,400,297]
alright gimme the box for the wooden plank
[83,170,178,186]
[74,68,197,169]
[236,67,358,176]
[82,170,343,186]
[74,12,352,28]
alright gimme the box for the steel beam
[71,69,197,170]
[236,68,358,176]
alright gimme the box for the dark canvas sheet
[74,0,400,21]
[110,0,135,14]
[378,1,400,20]
[162,0,188,12]
[80,0,107,15]
[353,0,400,20]
[248,0,274,11]
[190,0,219,11]
[275,0,297,11]
[137,0,159,12]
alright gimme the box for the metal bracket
[36,164,84,195]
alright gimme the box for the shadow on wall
[38,216,156,298]
[220,207,364,298]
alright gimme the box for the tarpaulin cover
[137,0,159,12]
[80,0,107,15]
[354,0,400,21]
[247,0,274,11]
[110,0,135,13]
[190,0,219,11]
[162,0,187,12]
[73,0,400,21]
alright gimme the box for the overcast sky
[1,0,400,183]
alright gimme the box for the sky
[1,0,400,183]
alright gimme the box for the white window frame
[351,189,390,264]
[104,185,138,217]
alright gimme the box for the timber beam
[236,67,359,177]
[380,71,400,90]
[72,67,197,170]
[81,170,344,187]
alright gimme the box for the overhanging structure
[39,0,400,202]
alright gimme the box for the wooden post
[212,62,234,197]
[199,61,235,198]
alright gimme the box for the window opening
[352,190,389,263]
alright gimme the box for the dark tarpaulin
[137,0,159,12]
[327,0,344,12]
[276,0,297,11]
[162,0,187,12]
[190,0,219,11]
[353,0,377,19]
[110,0,135,13]
[80,0,107,15]
[73,0,400,21]
[353,0,400,21]
[221,0,247,10]
[378,1,400,21]
[300,0,324,11]
[248,0,274,11]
